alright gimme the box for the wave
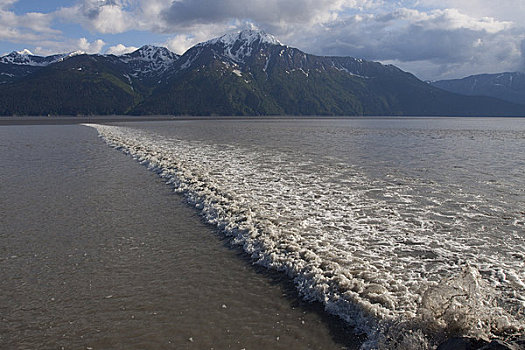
[86,124,524,349]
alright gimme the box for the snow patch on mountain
[17,49,34,56]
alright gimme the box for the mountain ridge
[0,50,86,67]
[431,72,525,105]
[1,29,524,116]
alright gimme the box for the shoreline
[1,115,525,126]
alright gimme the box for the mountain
[0,50,85,84]
[0,45,177,84]
[0,49,85,66]
[0,62,40,85]
[431,72,525,105]
[1,30,525,116]
[0,53,143,116]
[118,45,180,82]
[133,30,525,116]
[0,45,180,115]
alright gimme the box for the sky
[1,0,524,80]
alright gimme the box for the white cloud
[134,0,173,32]
[417,0,525,24]
[165,34,198,55]
[89,5,132,33]
[0,0,17,9]
[77,37,106,53]
[382,8,511,33]
[106,43,138,55]
[22,12,61,34]
[0,1,59,43]
[30,37,107,56]
[57,0,134,34]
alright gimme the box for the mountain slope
[431,72,525,105]
[0,62,41,84]
[0,54,141,115]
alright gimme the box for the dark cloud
[161,0,346,28]
[162,0,233,25]
[377,27,482,63]
[295,21,483,62]
[520,39,525,72]
[81,0,123,19]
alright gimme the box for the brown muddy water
[0,124,358,349]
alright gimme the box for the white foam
[86,124,525,349]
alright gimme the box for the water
[86,118,525,349]
[0,124,358,350]
[1,119,524,349]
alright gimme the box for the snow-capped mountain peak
[123,45,178,61]
[119,45,180,77]
[194,29,282,65]
[204,29,282,47]
[66,50,86,57]
[1,50,39,65]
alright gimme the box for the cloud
[378,8,511,33]
[57,0,135,34]
[60,0,377,36]
[106,43,138,55]
[0,0,17,9]
[134,0,172,32]
[165,34,198,55]
[164,21,249,54]
[0,0,60,42]
[280,7,522,80]
[30,37,106,56]
[21,12,61,34]
[161,0,375,32]
[520,39,525,72]
[417,0,525,24]
[77,37,106,53]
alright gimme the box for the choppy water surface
[89,118,525,349]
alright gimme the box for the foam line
[86,124,525,349]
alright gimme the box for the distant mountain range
[1,29,524,116]
[431,72,525,106]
